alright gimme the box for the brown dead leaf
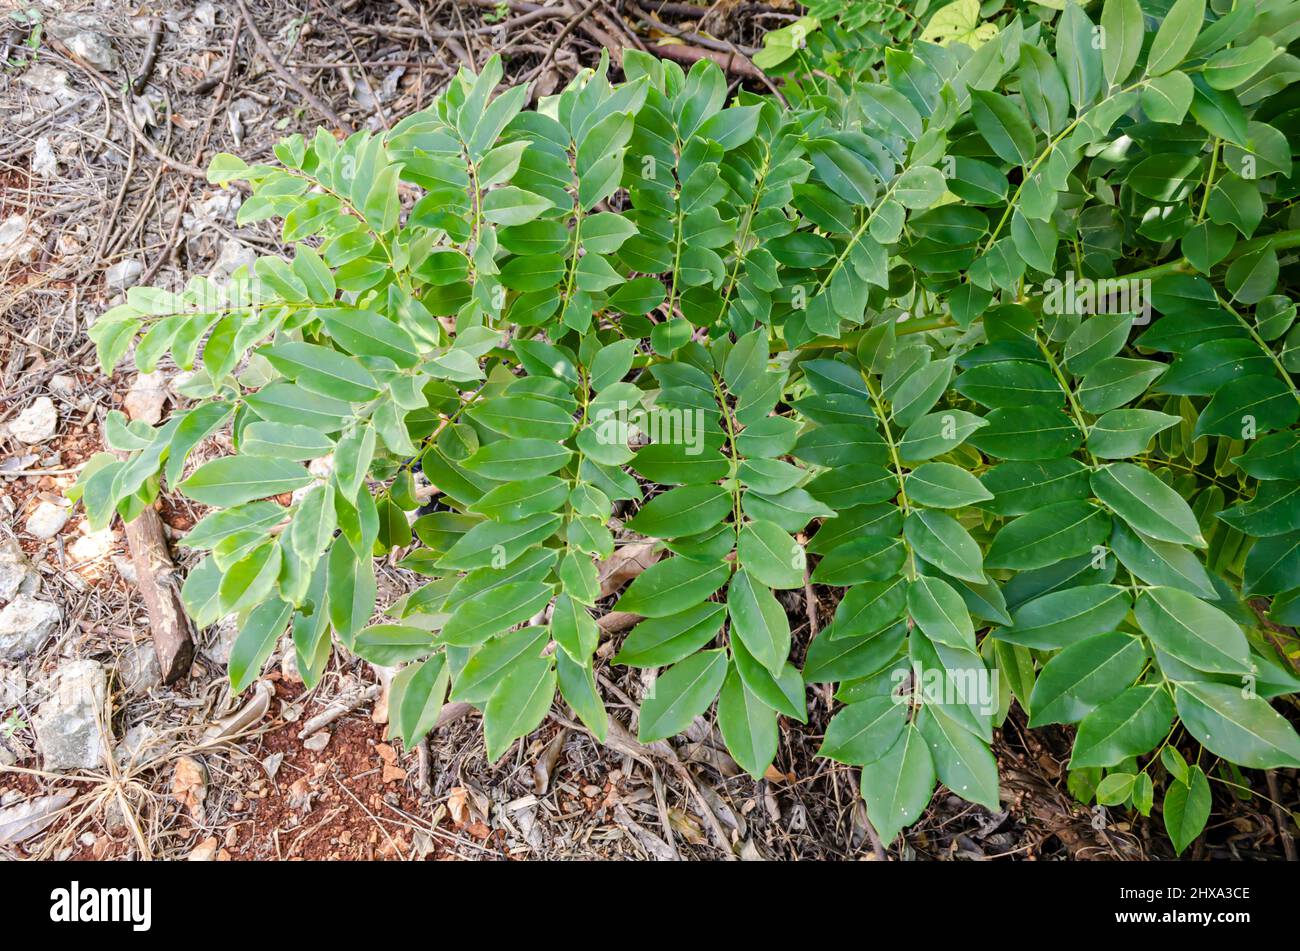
[171,755,209,822]
[447,786,470,827]
[669,807,708,846]
[0,791,75,845]
[532,728,567,794]
[598,540,660,597]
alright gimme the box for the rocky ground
[1,0,1292,861]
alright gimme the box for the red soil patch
[222,680,463,861]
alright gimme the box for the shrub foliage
[83,0,1300,850]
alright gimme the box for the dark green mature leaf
[389,655,450,749]
[820,696,908,766]
[738,520,807,589]
[812,536,905,586]
[717,666,779,779]
[1136,587,1251,675]
[638,649,728,743]
[625,485,730,538]
[985,501,1110,570]
[859,725,934,845]
[260,341,381,401]
[440,581,554,646]
[557,651,608,743]
[916,704,999,809]
[1174,682,1300,768]
[353,623,437,665]
[453,626,550,704]
[1087,410,1180,459]
[969,406,1083,459]
[1069,686,1175,768]
[1091,463,1206,547]
[805,621,907,683]
[319,308,419,367]
[999,585,1131,650]
[1243,531,1300,596]
[971,91,1035,166]
[907,575,976,650]
[1164,766,1211,855]
[1110,522,1217,598]
[484,660,556,761]
[614,557,730,617]
[1028,632,1145,726]
[1194,375,1299,439]
[728,569,790,678]
[1147,0,1205,78]
[906,463,994,508]
[229,599,293,692]
[463,438,573,479]
[614,602,727,668]
[904,509,984,583]
[1100,0,1144,86]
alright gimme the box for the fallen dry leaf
[0,791,75,845]
[447,786,470,827]
[171,755,209,822]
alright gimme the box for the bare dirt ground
[1,0,1293,861]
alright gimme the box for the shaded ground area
[1,0,1295,861]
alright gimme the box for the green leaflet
[484,660,557,762]
[1164,766,1211,855]
[1069,686,1175,768]
[1136,587,1251,675]
[229,599,293,693]
[907,575,976,651]
[903,510,985,583]
[353,624,437,665]
[440,581,554,646]
[1091,463,1206,548]
[1028,632,1146,727]
[859,724,934,846]
[1147,0,1205,78]
[638,649,728,743]
[819,696,907,766]
[625,484,731,538]
[985,501,1110,570]
[999,585,1131,650]
[727,569,791,678]
[613,558,731,618]
[614,602,727,668]
[452,626,550,704]
[1174,682,1300,768]
[717,665,780,780]
[179,456,311,507]
[738,520,807,589]
[388,655,450,749]
[916,705,999,810]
